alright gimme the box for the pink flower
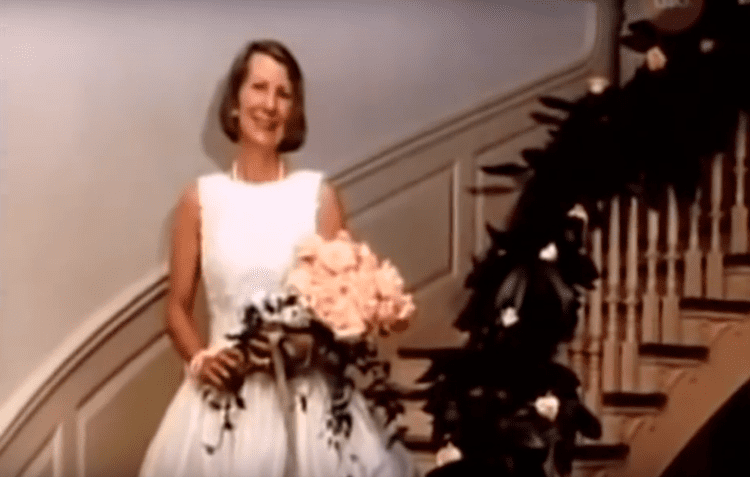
[396,295,416,320]
[357,243,379,272]
[283,232,415,340]
[350,269,378,301]
[436,442,463,467]
[534,392,560,421]
[285,263,314,294]
[645,45,667,72]
[323,296,367,339]
[308,258,334,284]
[309,282,338,317]
[376,298,397,324]
[297,234,325,261]
[376,260,405,298]
[375,295,414,331]
[318,233,358,274]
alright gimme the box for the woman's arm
[318,181,346,239]
[166,183,241,389]
[166,183,204,362]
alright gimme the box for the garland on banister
[422,2,749,476]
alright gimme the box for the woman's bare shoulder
[173,181,201,230]
[318,180,346,239]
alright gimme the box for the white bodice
[197,169,323,347]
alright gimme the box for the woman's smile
[236,53,293,149]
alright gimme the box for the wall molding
[0,263,168,451]
[330,1,616,188]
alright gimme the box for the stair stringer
[608,317,750,477]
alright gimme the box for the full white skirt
[139,372,415,477]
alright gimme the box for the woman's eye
[278,90,292,99]
[252,83,266,91]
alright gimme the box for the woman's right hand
[195,348,246,392]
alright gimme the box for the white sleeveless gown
[139,170,416,477]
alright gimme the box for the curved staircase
[386,115,750,477]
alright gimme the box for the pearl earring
[230,109,239,117]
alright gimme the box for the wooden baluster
[586,225,604,414]
[641,208,661,392]
[642,209,661,342]
[601,197,623,444]
[706,153,725,299]
[684,188,703,298]
[621,197,640,391]
[601,205,622,444]
[662,186,681,343]
[731,112,748,254]
[603,196,621,392]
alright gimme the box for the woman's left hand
[280,329,315,368]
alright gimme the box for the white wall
[0,0,596,407]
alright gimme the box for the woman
[139,40,415,477]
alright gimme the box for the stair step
[681,297,750,315]
[602,391,667,410]
[725,253,750,267]
[724,254,750,300]
[680,300,748,345]
[639,343,709,361]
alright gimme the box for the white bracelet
[187,348,215,381]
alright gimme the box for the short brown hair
[218,40,306,152]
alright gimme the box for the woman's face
[236,53,294,150]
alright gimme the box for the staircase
[388,114,750,477]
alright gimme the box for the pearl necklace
[231,159,285,183]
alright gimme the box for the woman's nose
[262,92,278,113]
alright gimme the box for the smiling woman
[235,54,294,150]
[218,41,306,156]
[138,39,416,477]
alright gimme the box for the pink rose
[357,243,379,273]
[285,263,314,295]
[283,233,414,340]
[297,234,325,261]
[396,295,416,320]
[375,298,398,323]
[318,235,358,275]
[349,270,378,306]
[375,260,405,298]
[323,296,367,339]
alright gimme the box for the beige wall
[0,0,596,408]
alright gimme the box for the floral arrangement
[199,231,415,457]
[421,213,601,477]
[285,230,415,340]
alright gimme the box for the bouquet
[202,231,416,458]
[285,230,415,339]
